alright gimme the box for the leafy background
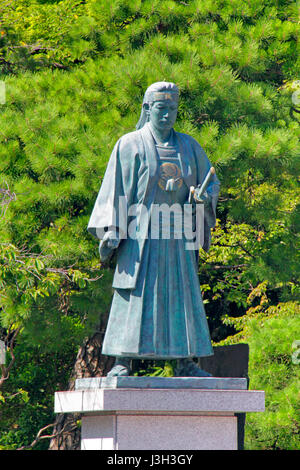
[0,0,299,449]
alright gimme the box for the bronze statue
[88,82,220,377]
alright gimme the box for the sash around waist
[132,204,199,240]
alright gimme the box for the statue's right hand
[99,230,120,262]
[106,237,119,249]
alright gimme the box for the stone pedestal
[54,377,265,450]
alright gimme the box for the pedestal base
[81,413,238,450]
[54,377,265,451]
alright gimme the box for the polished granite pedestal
[54,377,265,450]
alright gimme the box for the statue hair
[136,82,179,130]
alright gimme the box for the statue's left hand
[193,189,212,206]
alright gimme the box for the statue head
[136,82,179,130]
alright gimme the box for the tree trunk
[49,312,114,450]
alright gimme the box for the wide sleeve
[192,138,220,251]
[87,134,140,241]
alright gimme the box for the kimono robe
[88,122,220,359]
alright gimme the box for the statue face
[148,99,178,131]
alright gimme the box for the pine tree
[0,0,299,449]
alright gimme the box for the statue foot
[174,358,212,377]
[107,357,131,377]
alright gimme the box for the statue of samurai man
[88,82,220,377]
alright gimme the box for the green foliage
[133,360,175,378]
[0,243,112,343]
[0,0,94,73]
[0,340,76,449]
[0,0,299,450]
[245,316,300,450]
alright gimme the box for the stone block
[81,414,237,450]
[54,383,265,450]
[75,376,248,391]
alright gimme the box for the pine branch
[214,242,255,258]
[7,44,57,53]
[16,420,79,451]
[0,182,16,219]
[0,56,15,74]
[0,327,21,389]
[205,263,248,270]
